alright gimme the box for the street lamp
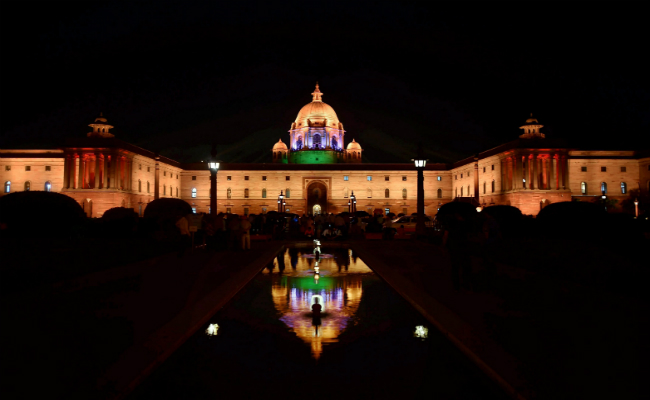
[208,160,220,216]
[412,148,428,236]
[278,190,285,213]
[350,191,357,213]
[634,198,639,218]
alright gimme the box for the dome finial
[312,82,323,102]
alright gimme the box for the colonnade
[63,152,133,190]
[500,153,568,192]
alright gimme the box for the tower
[87,112,115,138]
[519,113,545,139]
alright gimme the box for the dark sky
[2,1,648,163]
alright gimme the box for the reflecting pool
[131,248,506,399]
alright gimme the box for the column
[73,155,79,189]
[63,156,70,189]
[94,155,101,189]
[561,156,568,189]
[154,156,160,200]
[77,155,84,189]
[102,155,108,189]
[113,156,120,190]
[508,158,514,191]
[515,154,523,191]
[531,154,537,190]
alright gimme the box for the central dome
[294,84,340,128]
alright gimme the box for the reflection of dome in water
[265,249,371,359]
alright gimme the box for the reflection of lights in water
[314,266,319,273]
[314,273,319,284]
[414,325,428,339]
[206,323,219,336]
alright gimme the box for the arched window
[227,188,232,199]
[296,136,303,150]
[344,187,349,198]
[491,180,495,193]
[163,185,166,196]
[437,188,442,198]
[467,185,470,196]
[244,188,249,198]
[581,182,587,194]
[138,180,142,192]
[191,187,197,198]
[367,188,372,198]
[176,187,179,197]
[4,181,10,193]
[402,188,407,199]
[460,186,464,197]
[24,181,31,191]
[286,189,291,198]
[621,182,627,194]
[601,182,607,194]
[313,133,321,149]
[332,136,338,150]
[385,188,390,198]
[45,181,51,192]
[147,181,150,193]
[262,188,267,198]
[455,187,458,198]
[483,181,486,194]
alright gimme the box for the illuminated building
[1,86,649,216]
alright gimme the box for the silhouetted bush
[101,207,139,236]
[482,205,522,239]
[436,201,477,230]
[0,191,85,237]
[142,198,192,239]
[537,201,607,240]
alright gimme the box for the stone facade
[1,90,648,217]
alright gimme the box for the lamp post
[412,148,428,236]
[278,190,285,213]
[208,160,220,215]
[634,198,639,218]
[350,191,357,213]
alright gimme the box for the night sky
[2,1,648,163]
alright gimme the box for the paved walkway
[2,242,284,400]
[352,240,648,400]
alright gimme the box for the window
[402,188,407,199]
[244,188,249,198]
[455,175,457,180]
[344,176,349,181]
[164,171,166,177]
[601,182,607,194]
[24,181,31,191]
[483,167,486,173]
[227,176,232,181]
[4,181,10,193]
[286,189,291,198]
[399,176,405,181]
[262,176,267,181]
[139,164,142,170]
[147,181,150,193]
[147,167,150,172]
[581,182,587,194]
[468,171,470,177]
[385,176,390,181]
[437,176,441,181]
[262,188,267,198]
[601,166,606,172]
[621,166,626,172]
[621,182,627,194]
[262,207,267,214]
[491,180,495,193]
[437,188,442,198]
[367,189,372,198]
[461,174,463,178]
[44,181,51,192]
[192,176,196,180]
[176,187,179,197]
[483,181,486,194]
[25,166,31,171]
[467,185,470,195]
[138,180,142,192]
[45,166,51,171]
[163,185,166,195]
[227,208,231,214]
[455,187,458,197]
[460,187,463,196]
[192,207,197,214]
[176,174,178,179]
[581,166,587,172]
[245,176,249,180]
[385,189,390,198]
[491,165,494,171]
[244,208,249,216]
[385,208,390,215]
[192,188,197,198]
[344,187,349,198]
[227,188,232,199]
[285,208,291,212]
[5,166,10,171]
[286,176,290,181]
[367,176,372,181]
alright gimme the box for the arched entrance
[307,181,328,215]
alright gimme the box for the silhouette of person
[312,298,322,327]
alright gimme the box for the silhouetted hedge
[101,207,139,236]
[482,205,522,238]
[142,198,192,238]
[537,201,607,240]
[0,191,85,237]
